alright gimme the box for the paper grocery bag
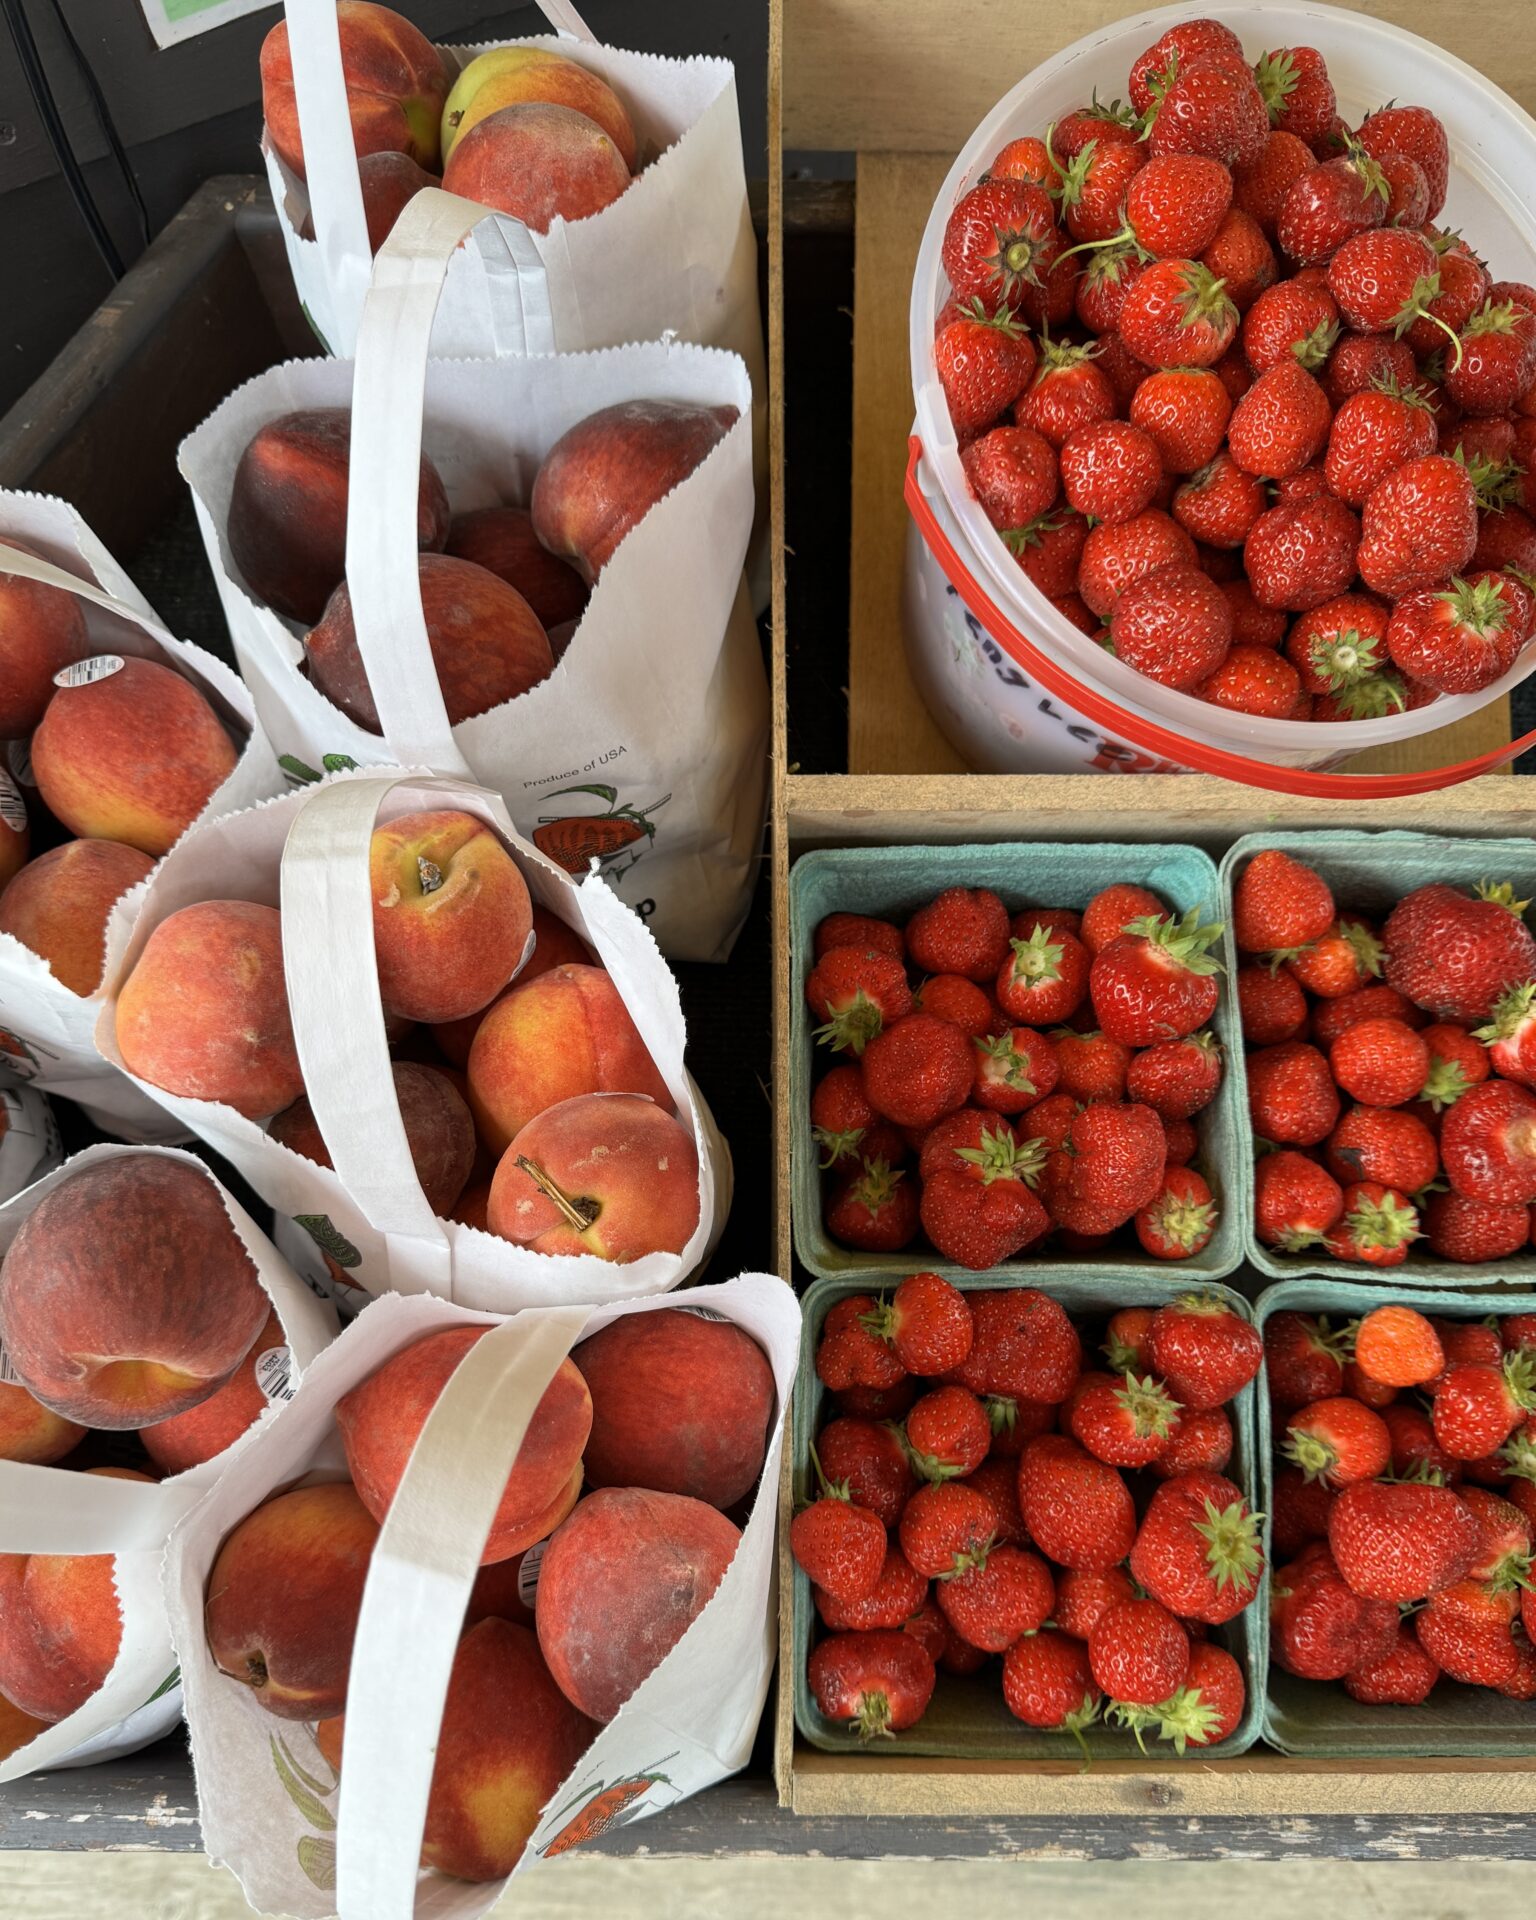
[95,769,729,1315]
[163,1274,800,1918]
[0,498,284,1139]
[0,1144,338,1781]
[0,1079,60,1202]
[179,188,768,964]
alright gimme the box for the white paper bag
[0,1143,338,1781]
[0,497,284,1139]
[0,1080,60,1202]
[95,768,729,1315]
[163,1274,799,1917]
[180,188,768,963]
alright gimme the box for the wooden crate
[767,0,1536,1816]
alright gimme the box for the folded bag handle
[333,1304,593,1920]
[904,434,1536,799]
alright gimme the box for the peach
[270,1061,476,1215]
[0,535,89,738]
[228,407,450,625]
[301,150,440,253]
[370,810,532,1025]
[205,1482,378,1720]
[442,101,629,234]
[444,507,589,631]
[31,657,238,858]
[314,1618,594,1881]
[260,1,451,179]
[0,1382,85,1467]
[305,554,553,732]
[139,1306,285,1476]
[489,1093,699,1263]
[0,1468,152,1723]
[531,400,738,584]
[336,1327,591,1565]
[536,1488,738,1723]
[449,1180,493,1231]
[442,47,637,172]
[430,907,598,1065]
[466,963,667,1154]
[0,1687,48,1760]
[0,840,154,995]
[0,1153,271,1429]
[115,900,304,1119]
[464,1549,535,1631]
[575,1310,774,1510]
[0,772,27,888]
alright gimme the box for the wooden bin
[766,0,1536,1818]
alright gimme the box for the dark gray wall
[0,0,768,412]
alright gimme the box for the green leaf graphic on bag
[297,1833,337,1892]
[144,1668,180,1705]
[271,1733,336,1831]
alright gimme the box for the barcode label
[6,740,34,787]
[53,654,123,688]
[253,1345,294,1403]
[0,769,25,834]
[0,1343,24,1388]
[517,1538,547,1608]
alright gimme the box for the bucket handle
[905,435,1536,798]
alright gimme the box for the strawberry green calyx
[847,1157,906,1218]
[812,990,884,1055]
[1057,1689,1102,1766]
[940,1531,998,1581]
[813,1124,866,1169]
[1419,1056,1475,1112]
[1474,980,1536,1046]
[983,221,1054,299]
[1123,908,1226,976]
[1370,369,1434,411]
[1309,625,1389,690]
[1502,1348,1536,1418]
[1322,669,1410,719]
[1194,1496,1264,1593]
[806,1441,855,1507]
[1003,511,1076,557]
[985,1394,1020,1440]
[1139,1681,1230,1757]
[852,1688,899,1741]
[1477,879,1533,919]
[1174,263,1237,339]
[976,1031,1039,1094]
[1390,270,1459,354]
[955,1125,1048,1187]
[1007,924,1067,986]
[1455,448,1520,512]
[1253,48,1301,120]
[1281,1425,1342,1484]
[1172,1289,1232,1319]
[1342,132,1391,208]
[1502,1428,1536,1484]
[856,1294,900,1346]
[1143,1189,1218,1254]
[1343,1189,1421,1253]
[1437,572,1516,639]
[1386,1457,1447,1489]
[1290,315,1341,370]
[957,294,1030,338]
[1114,1372,1181,1440]
[1104,1697,1162,1755]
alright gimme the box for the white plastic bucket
[905,2,1536,795]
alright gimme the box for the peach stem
[514,1156,599,1231]
[417,856,444,894]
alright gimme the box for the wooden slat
[783,0,1536,152]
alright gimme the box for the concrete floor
[0,1855,1526,1919]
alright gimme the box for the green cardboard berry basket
[1222,830,1536,1289]
[1255,1276,1536,1758]
[791,1268,1265,1761]
[789,841,1244,1287]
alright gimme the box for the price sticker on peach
[0,769,25,835]
[253,1345,294,1404]
[0,1343,23,1388]
[53,655,124,689]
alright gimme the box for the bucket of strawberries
[905,6,1536,790]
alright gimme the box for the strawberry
[1312,984,1418,1046]
[1174,452,1267,548]
[1017,1432,1135,1571]
[1433,1318,1506,1385]
[1247,1041,1340,1145]
[1128,18,1248,117]
[817,1296,908,1392]
[1321,1180,1421,1267]
[1107,563,1232,690]
[863,1271,974,1375]
[897,1480,995,1579]
[1387,571,1532,695]
[1253,1150,1346,1254]
[1153,1404,1233,1477]
[941,178,1066,316]
[807,947,912,1054]
[1212,344,1255,405]
[937,1541,1054,1653]
[1088,1596,1190,1706]
[1128,368,1233,476]
[1354,1304,1444,1388]
[1323,381,1439,509]
[1386,881,1536,1025]
[1127,1032,1222,1119]
[1242,277,1340,374]
[1329,1018,1430,1108]
[1286,1394,1392,1488]
[1117,153,1234,261]
[1461,1484,1535,1588]
[1131,1468,1264,1624]
[1242,494,1360,611]
[1265,1310,1349,1409]
[1054,97,1143,160]
[1357,452,1479,597]
[1078,509,1198,617]
[1146,1294,1261,1411]
[973,1027,1059,1114]
[905,886,1010,982]
[1288,919,1387,1000]
[1445,416,1518,467]
[1056,140,1147,248]
[915,974,996,1039]
[1423,1189,1531,1262]
[1285,593,1392,692]
[812,1063,893,1171]
[1414,1580,1521,1688]
[1006,511,1091,598]
[1103,1305,1156,1374]
[1441,1080,1536,1204]
[1255,46,1336,147]
[1433,1353,1536,1459]
[993,923,1090,1026]
[1227,358,1333,478]
[816,913,904,962]
[1199,207,1277,311]
[1326,1479,1480,1603]
[962,425,1060,531]
[1381,1402,1460,1481]
[834,1379,918,1422]
[988,134,1055,186]
[1042,1101,1167,1234]
[1271,1463,1337,1556]
[825,1158,920,1254]
[935,301,1039,434]
[919,1108,1017,1183]
[904,1385,991,1484]
[1068,1369,1179,1466]
[1014,338,1116,447]
[861,1012,973,1129]
[1357,104,1449,221]
[816,1417,918,1528]
[1052,1028,1131,1102]
[920,1160,1050,1270]
[1119,259,1239,370]
[1053,1567,1136,1643]
[1343,1625,1441,1705]
[1270,1546,1400,1679]
[791,1452,887,1601]
[813,1541,927,1634]
[1472,500,1536,576]
[1013,905,1083,942]
[1447,299,1536,415]
[1233,129,1316,237]
[1322,331,1418,406]
[1326,227,1446,339]
[1238,963,1309,1044]
[1082,884,1165,954]
[1001,1627,1102,1739]
[1139,1640,1245,1754]
[1476,984,1536,1089]
[1145,52,1268,167]
[970,1287,1082,1403]
[1058,419,1163,525]
[1075,244,1146,334]
[1407,240,1492,357]
[808,1629,936,1738]
[1234,849,1335,954]
[1276,149,1390,265]
[1089,908,1224,1045]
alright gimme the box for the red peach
[430,907,598,1064]
[0,1687,48,1759]
[116,900,304,1119]
[464,1550,536,1630]
[449,1180,493,1231]
[0,535,89,738]
[444,507,589,631]
[301,149,441,252]
[205,1482,378,1720]
[531,400,738,584]
[0,1382,85,1466]
[536,1488,739,1722]
[260,1,451,179]
[269,1061,476,1215]
[487,1092,700,1262]
[442,100,629,234]
[228,407,450,624]
[31,657,238,858]
[305,554,554,732]
[575,1310,774,1509]
[442,47,637,171]
[139,1306,285,1476]
[335,1327,592,1564]
[0,840,155,995]
[466,963,668,1154]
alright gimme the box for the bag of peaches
[93,768,728,1314]
[0,1144,337,1781]
[180,188,766,963]
[0,496,283,1138]
[163,1275,798,1914]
